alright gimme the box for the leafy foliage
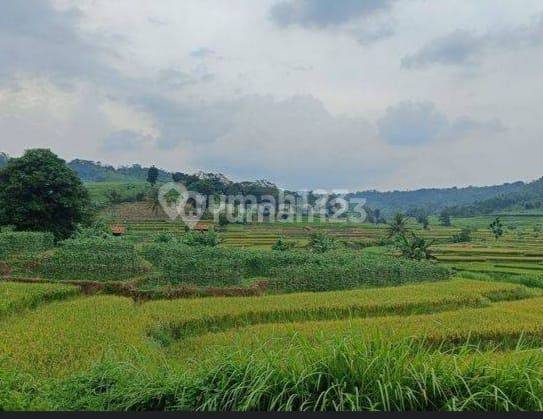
[141,244,449,289]
[0,232,55,260]
[451,228,473,243]
[395,233,435,261]
[490,217,504,241]
[387,213,409,238]
[271,237,296,251]
[34,238,147,281]
[0,149,91,239]
[183,230,221,247]
[73,220,113,240]
[309,231,337,253]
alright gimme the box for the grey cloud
[403,13,543,69]
[101,130,149,152]
[402,30,481,68]
[270,0,395,28]
[449,117,507,138]
[190,47,216,58]
[350,21,395,45]
[181,95,387,190]
[0,0,113,85]
[132,95,234,149]
[157,68,198,88]
[378,102,449,145]
[378,101,504,146]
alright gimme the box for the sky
[1,0,542,191]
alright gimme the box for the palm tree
[387,213,409,238]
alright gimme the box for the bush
[73,220,112,240]
[141,244,313,287]
[272,237,296,251]
[183,230,221,247]
[153,233,178,243]
[309,232,336,253]
[451,228,472,243]
[0,232,55,260]
[218,213,230,227]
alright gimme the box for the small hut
[111,226,126,236]
[193,223,212,232]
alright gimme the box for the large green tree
[0,149,91,239]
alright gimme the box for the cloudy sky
[1,0,542,191]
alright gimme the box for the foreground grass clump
[0,232,55,260]
[0,282,79,319]
[34,238,148,281]
[141,243,451,290]
[5,338,543,411]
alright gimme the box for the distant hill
[443,178,543,217]
[351,181,531,215]
[2,151,542,216]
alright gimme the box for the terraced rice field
[104,212,543,278]
[3,278,543,410]
[5,213,543,410]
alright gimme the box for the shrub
[272,237,296,251]
[218,213,230,227]
[451,228,472,243]
[73,220,112,240]
[153,233,178,243]
[309,232,336,253]
[183,230,221,247]
[0,232,55,260]
[141,244,245,286]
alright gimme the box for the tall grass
[141,243,451,290]
[7,337,543,411]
